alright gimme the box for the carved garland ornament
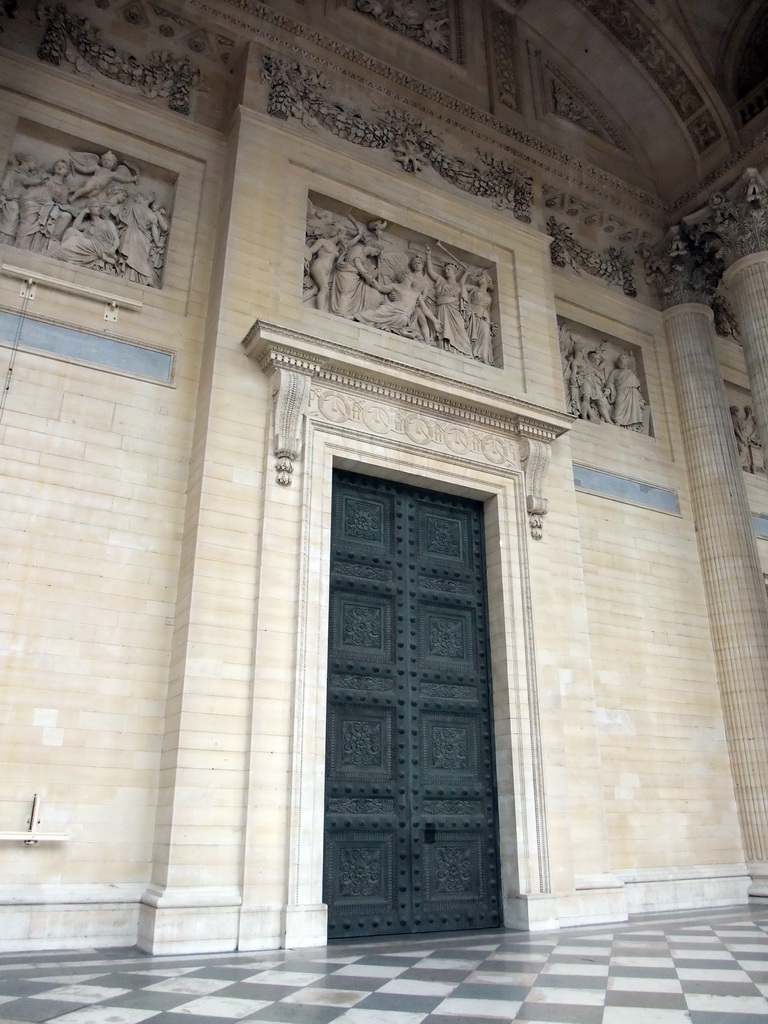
[547,217,637,297]
[261,54,533,222]
[36,3,203,116]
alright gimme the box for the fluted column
[724,252,768,450]
[645,238,768,894]
[709,169,768,456]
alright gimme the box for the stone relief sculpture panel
[304,196,499,365]
[558,318,652,435]
[0,124,175,288]
[727,388,765,476]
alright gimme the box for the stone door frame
[240,321,567,949]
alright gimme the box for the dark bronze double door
[323,470,501,938]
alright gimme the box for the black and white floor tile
[0,904,766,1023]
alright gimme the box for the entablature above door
[243,319,572,540]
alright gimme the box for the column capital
[640,224,722,309]
[706,168,768,270]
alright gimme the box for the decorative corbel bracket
[243,323,322,485]
[270,367,311,485]
[517,418,559,540]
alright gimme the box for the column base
[282,903,328,948]
[137,884,241,954]
[747,863,768,898]
[238,904,284,951]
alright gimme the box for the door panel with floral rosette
[324,471,501,937]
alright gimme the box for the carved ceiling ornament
[489,4,519,111]
[735,8,768,103]
[36,2,203,115]
[304,196,499,365]
[198,0,665,225]
[573,0,721,154]
[544,59,625,151]
[261,53,533,222]
[547,217,637,297]
[242,320,570,538]
[342,0,454,60]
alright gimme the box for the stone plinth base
[619,864,750,914]
[137,884,241,954]
[0,883,143,952]
[282,904,328,948]
[746,863,768,898]
[237,905,284,951]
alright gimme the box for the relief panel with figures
[558,318,653,436]
[0,122,175,288]
[305,195,500,366]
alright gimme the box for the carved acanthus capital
[640,223,722,309]
[707,168,768,268]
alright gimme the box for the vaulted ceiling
[513,0,768,201]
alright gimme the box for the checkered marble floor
[0,905,767,1024]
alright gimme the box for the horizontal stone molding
[140,883,242,909]
[0,883,146,906]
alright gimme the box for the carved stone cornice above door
[243,320,570,539]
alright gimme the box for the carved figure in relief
[0,145,171,286]
[55,199,120,271]
[68,151,138,203]
[425,246,473,357]
[605,352,646,430]
[329,237,383,316]
[116,192,168,287]
[303,200,500,364]
[305,222,344,312]
[577,349,613,423]
[731,406,752,472]
[0,153,46,244]
[405,254,437,344]
[352,267,441,338]
[15,158,74,252]
[464,271,495,364]
[731,404,763,474]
